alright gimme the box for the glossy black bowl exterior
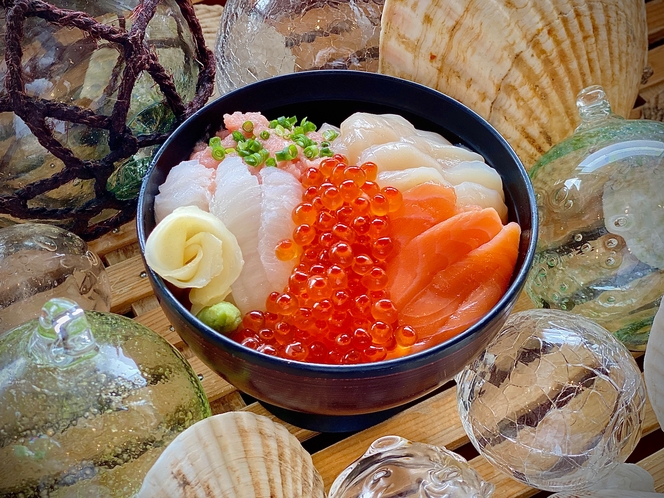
[137,71,537,424]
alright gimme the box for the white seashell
[379,0,647,168]
[644,298,664,430]
[137,412,325,498]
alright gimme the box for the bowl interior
[137,71,537,413]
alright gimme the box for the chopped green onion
[322,129,339,141]
[292,134,314,148]
[210,147,226,161]
[232,130,245,142]
[301,118,317,133]
[260,130,270,140]
[292,125,305,136]
[303,144,319,159]
[242,120,254,133]
[209,136,222,148]
[265,157,276,167]
[259,148,270,162]
[273,124,288,138]
[276,116,298,130]
[275,143,299,162]
[269,119,278,129]
[320,141,330,148]
[319,147,333,157]
[244,152,264,167]
[225,147,236,154]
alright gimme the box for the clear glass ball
[525,85,664,351]
[214,0,383,95]
[456,309,646,493]
[0,223,112,334]
[328,435,494,498]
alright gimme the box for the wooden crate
[89,1,664,494]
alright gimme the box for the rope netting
[0,0,214,239]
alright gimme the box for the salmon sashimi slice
[387,207,505,309]
[405,222,521,354]
[389,182,458,253]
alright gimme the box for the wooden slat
[107,254,154,314]
[313,387,468,490]
[88,221,137,257]
[648,0,664,45]
[639,447,664,492]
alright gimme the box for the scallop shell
[137,412,325,497]
[379,0,647,168]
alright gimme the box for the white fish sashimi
[359,142,440,172]
[376,167,449,191]
[400,135,485,167]
[258,168,303,292]
[440,160,505,201]
[454,181,509,223]
[154,159,215,224]
[338,113,418,163]
[210,156,267,314]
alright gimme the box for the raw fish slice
[400,221,521,342]
[440,160,505,200]
[210,156,267,314]
[400,135,485,167]
[407,222,521,354]
[389,182,458,252]
[376,166,449,192]
[455,182,509,223]
[154,159,215,224]
[412,129,452,145]
[359,141,441,172]
[337,112,418,163]
[259,167,303,292]
[387,208,504,309]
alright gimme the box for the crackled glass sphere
[456,309,646,493]
[0,223,112,335]
[328,435,494,498]
[215,0,383,94]
[0,298,211,497]
[525,85,664,351]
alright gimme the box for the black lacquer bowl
[137,71,538,432]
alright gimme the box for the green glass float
[525,85,664,351]
[0,297,211,497]
[0,0,214,239]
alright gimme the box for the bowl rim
[137,70,538,376]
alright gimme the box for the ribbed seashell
[137,412,325,497]
[379,0,647,168]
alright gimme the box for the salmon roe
[231,156,417,364]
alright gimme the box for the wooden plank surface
[84,1,664,495]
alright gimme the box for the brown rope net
[0,0,214,240]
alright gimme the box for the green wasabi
[196,301,242,334]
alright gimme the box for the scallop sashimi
[400,135,485,166]
[376,166,448,192]
[359,142,441,172]
[454,182,509,223]
[154,159,215,224]
[440,161,505,199]
[336,112,419,163]
[258,167,303,292]
[210,156,267,314]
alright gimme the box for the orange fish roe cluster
[231,154,417,364]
